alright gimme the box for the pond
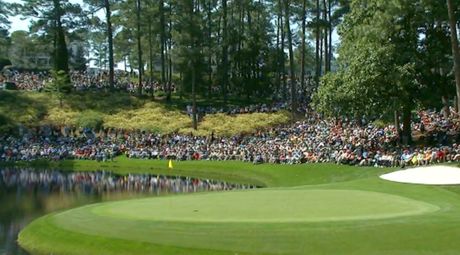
[0,167,251,255]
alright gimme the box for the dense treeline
[313,0,460,143]
[0,0,346,101]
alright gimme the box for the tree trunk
[136,0,143,96]
[179,71,183,100]
[447,0,460,111]
[53,0,69,76]
[160,0,168,100]
[323,0,329,73]
[319,36,323,78]
[315,0,320,83]
[440,68,449,118]
[279,0,286,100]
[192,62,197,130]
[454,96,459,114]
[276,14,281,97]
[402,105,412,145]
[300,0,307,101]
[207,0,213,99]
[442,95,450,118]
[148,19,154,98]
[168,4,173,100]
[328,0,332,71]
[104,0,114,89]
[394,110,400,138]
[221,0,229,104]
[284,0,296,113]
[190,0,197,130]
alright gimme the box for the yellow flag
[168,159,173,169]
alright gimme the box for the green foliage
[0,29,10,62]
[45,70,71,105]
[16,0,86,71]
[0,91,291,136]
[0,57,11,70]
[0,91,47,128]
[314,0,453,119]
[0,0,12,30]
[8,31,53,69]
[373,119,388,129]
[155,90,167,98]
[76,110,104,129]
[5,0,351,101]
[181,111,291,136]
[0,113,12,133]
[103,102,190,133]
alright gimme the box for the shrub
[155,91,166,98]
[45,108,78,126]
[373,120,387,128]
[103,102,190,133]
[180,111,291,136]
[0,114,13,133]
[76,110,104,130]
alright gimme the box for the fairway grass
[17,160,460,255]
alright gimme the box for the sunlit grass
[0,91,291,136]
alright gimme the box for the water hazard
[0,168,253,255]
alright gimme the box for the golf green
[17,160,460,255]
[80,189,438,223]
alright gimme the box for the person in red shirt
[437,149,445,163]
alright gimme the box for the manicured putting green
[60,189,438,224]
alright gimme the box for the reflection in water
[0,168,253,255]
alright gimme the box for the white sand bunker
[380,165,460,185]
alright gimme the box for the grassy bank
[15,160,460,255]
[0,91,290,136]
[0,157,387,187]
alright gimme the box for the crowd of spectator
[188,102,292,118]
[1,71,48,90]
[0,70,176,93]
[1,109,460,168]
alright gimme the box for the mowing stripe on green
[74,189,439,223]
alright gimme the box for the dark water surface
[0,168,250,255]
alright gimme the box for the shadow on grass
[61,91,277,124]
[0,91,48,130]
[0,113,14,132]
[61,91,147,114]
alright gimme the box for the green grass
[3,157,389,187]
[0,91,290,135]
[16,159,460,255]
[86,189,438,223]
